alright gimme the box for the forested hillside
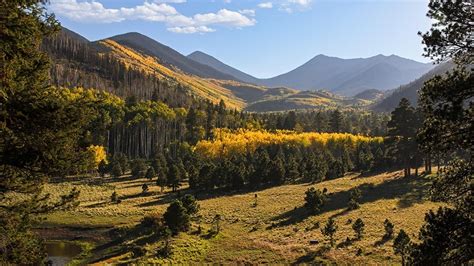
[373,62,454,112]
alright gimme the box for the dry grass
[41,170,443,264]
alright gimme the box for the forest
[0,0,472,265]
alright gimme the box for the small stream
[46,241,82,266]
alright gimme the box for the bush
[142,183,149,194]
[111,191,120,203]
[111,163,122,178]
[384,219,394,239]
[304,187,327,214]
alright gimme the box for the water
[46,241,82,266]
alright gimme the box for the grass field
[37,170,444,264]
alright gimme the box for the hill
[354,89,385,102]
[188,51,260,85]
[372,62,454,112]
[109,33,238,81]
[39,170,443,264]
[245,89,368,112]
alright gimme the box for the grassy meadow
[38,170,443,264]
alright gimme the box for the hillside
[245,89,368,112]
[372,62,454,112]
[39,170,443,264]
[109,33,238,81]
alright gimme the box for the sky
[48,0,432,78]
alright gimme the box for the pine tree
[145,167,156,181]
[329,110,343,132]
[168,165,181,192]
[383,219,394,239]
[352,218,365,240]
[304,188,327,214]
[393,230,411,265]
[0,1,90,262]
[163,200,190,234]
[321,218,338,247]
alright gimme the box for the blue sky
[49,0,432,78]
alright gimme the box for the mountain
[109,32,238,81]
[187,51,434,96]
[258,54,434,96]
[187,51,260,85]
[354,89,385,102]
[372,61,454,112]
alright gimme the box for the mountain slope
[372,62,454,112]
[109,33,238,81]
[188,51,260,84]
[258,54,434,96]
[187,51,434,96]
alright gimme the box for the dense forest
[0,0,472,264]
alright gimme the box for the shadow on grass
[270,175,432,228]
[374,235,392,247]
[87,222,164,264]
[293,246,331,264]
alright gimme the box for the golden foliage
[195,129,383,158]
[87,145,107,168]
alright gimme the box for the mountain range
[187,51,434,96]
[45,28,444,112]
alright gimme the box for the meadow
[38,169,443,264]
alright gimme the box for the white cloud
[49,0,256,33]
[239,9,256,17]
[279,0,312,13]
[257,2,273,9]
[167,26,215,34]
[288,0,312,7]
[193,9,256,28]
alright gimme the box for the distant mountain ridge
[188,52,434,96]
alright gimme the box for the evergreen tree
[321,218,338,247]
[98,160,108,177]
[180,194,200,216]
[348,187,362,210]
[387,98,421,177]
[393,230,411,265]
[329,110,344,132]
[0,1,91,262]
[352,218,365,240]
[168,165,181,192]
[413,1,473,263]
[410,207,473,264]
[131,159,147,178]
[145,167,156,180]
[156,169,167,193]
[111,163,123,178]
[270,156,286,184]
[163,200,190,234]
[304,188,327,214]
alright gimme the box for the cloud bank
[49,0,256,33]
